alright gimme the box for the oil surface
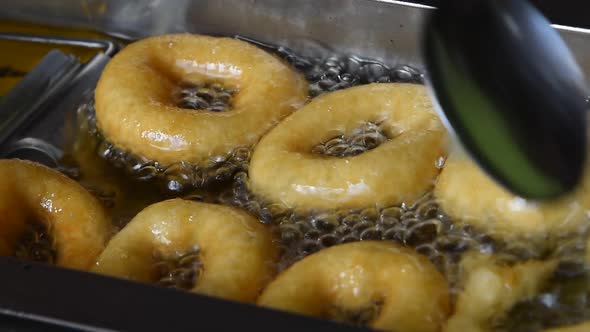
[14,220,56,264]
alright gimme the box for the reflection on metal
[1,137,63,168]
[0,32,118,56]
[0,50,80,145]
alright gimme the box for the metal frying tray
[0,32,117,56]
[0,1,589,331]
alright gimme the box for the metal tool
[0,49,81,144]
[422,0,589,200]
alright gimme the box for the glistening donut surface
[258,241,451,332]
[95,33,307,167]
[92,199,279,303]
[0,159,112,270]
[249,83,447,211]
[434,154,590,239]
[446,253,557,332]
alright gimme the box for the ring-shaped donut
[95,33,308,166]
[92,199,279,303]
[258,241,450,332]
[446,253,557,332]
[249,83,447,211]
[0,159,112,270]
[434,154,590,239]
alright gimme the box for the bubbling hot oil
[312,122,389,157]
[328,298,385,327]
[58,37,590,330]
[14,220,56,264]
[173,82,236,112]
[495,262,590,331]
[223,171,485,289]
[152,245,202,290]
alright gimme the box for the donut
[435,153,590,239]
[249,83,447,211]
[92,199,279,303]
[258,241,450,332]
[445,253,557,332]
[94,33,307,184]
[0,159,112,270]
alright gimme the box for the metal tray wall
[0,0,427,66]
[1,0,590,75]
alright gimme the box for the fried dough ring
[258,241,450,332]
[444,253,557,332]
[95,33,307,166]
[0,159,111,270]
[249,83,447,211]
[435,154,590,239]
[92,199,279,303]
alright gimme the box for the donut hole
[311,122,390,157]
[151,245,203,290]
[13,218,57,264]
[173,82,236,112]
[326,298,385,327]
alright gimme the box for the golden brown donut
[444,253,557,332]
[92,199,279,303]
[258,241,451,332]
[435,153,590,239]
[249,83,447,211]
[95,33,307,167]
[0,159,112,270]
